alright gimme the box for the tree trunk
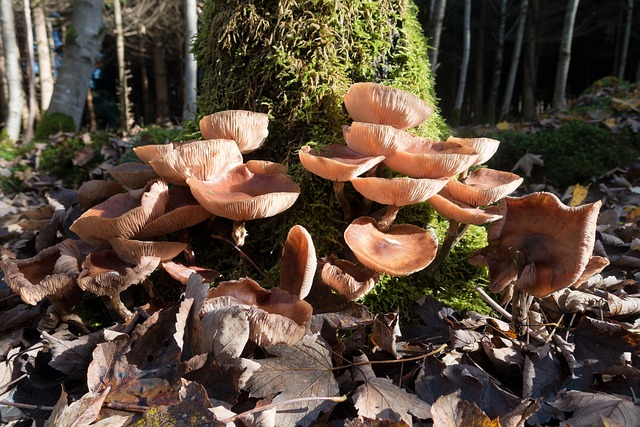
[617,0,633,80]
[0,35,6,120]
[32,0,53,111]
[47,0,105,130]
[182,0,197,121]
[472,1,486,122]
[152,35,169,121]
[452,0,471,124]
[22,0,38,142]
[552,0,579,109]
[114,0,131,133]
[500,0,528,118]
[1,0,23,141]
[427,0,447,72]
[522,0,539,120]
[486,0,507,123]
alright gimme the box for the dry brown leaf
[197,305,250,362]
[549,390,640,427]
[430,391,500,427]
[45,388,131,427]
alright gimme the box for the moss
[34,113,76,140]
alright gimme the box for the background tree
[428,0,447,71]
[552,0,580,108]
[486,0,507,123]
[32,0,54,111]
[1,0,23,141]
[182,0,197,121]
[451,0,471,125]
[500,0,528,118]
[618,0,633,80]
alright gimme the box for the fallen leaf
[549,390,640,427]
[511,153,543,177]
[430,391,500,427]
[45,388,131,427]
[569,183,590,207]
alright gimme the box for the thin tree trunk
[22,0,38,142]
[140,35,151,125]
[1,0,23,141]
[452,0,471,124]
[114,0,131,133]
[152,35,169,121]
[32,0,53,111]
[473,1,486,122]
[552,0,580,109]
[0,35,6,120]
[500,0,528,118]
[428,0,447,72]
[85,87,96,131]
[486,0,507,123]
[522,0,539,120]
[47,0,105,130]
[617,0,633,80]
[182,0,197,121]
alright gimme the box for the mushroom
[161,261,220,285]
[383,139,479,179]
[69,179,169,247]
[279,225,317,300]
[108,163,159,189]
[320,256,379,301]
[77,180,124,211]
[444,168,523,207]
[446,136,501,166]
[343,82,434,130]
[203,278,312,346]
[469,192,602,298]
[344,216,438,276]
[132,142,175,165]
[186,164,300,246]
[199,110,269,153]
[427,193,503,226]
[342,122,416,157]
[108,237,187,265]
[245,160,288,175]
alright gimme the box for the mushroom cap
[245,160,288,175]
[320,257,379,300]
[446,136,501,166]
[279,225,317,300]
[186,164,300,221]
[133,143,175,165]
[108,163,159,189]
[444,168,523,207]
[69,179,169,247]
[350,176,448,207]
[161,261,220,285]
[343,82,434,130]
[344,216,438,276]
[108,237,187,265]
[383,139,479,179]
[148,139,243,185]
[298,144,385,182]
[205,278,312,346]
[342,122,416,157]
[428,193,503,225]
[199,110,269,154]
[77,180,124,211]
[77,250,160,296]
[469,192,602,297]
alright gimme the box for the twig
[103,401,151,413]
[475,286,512,320]
[426,220,468,272]
[0,400,53,411]
[336,343,448,371]
[211,234,274,287]
[217,395,348,424]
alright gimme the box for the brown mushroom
[343,82,434,130]
[186,164,300,246]
[77,180,124,211]
[446,136,501,166]
[204,278,312,346]
[344,216,438,276]
[320,256,379,300]
[161,261,220,285]
[444,168,523,207]
[245,160,288,175]
[108,237,187,265]
[427,193,503,225]
[133,143,175,165]
[279,225,317,300]
[469,192,602,297]
[342,122,416,157]
[108,163,159,189]
[199,110,269,153]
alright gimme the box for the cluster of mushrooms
[1,82,607,346]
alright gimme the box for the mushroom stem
[512,286,534,339]
[377,205,400,232]
[232,220,248,247]
[426,220,469,273]
[333,181,352,221]
[178,228,196,263]
[108,293,134,320]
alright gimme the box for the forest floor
[0,85,639,425]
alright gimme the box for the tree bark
[152,35,169,121]
[114,0,131,133]
[552,0,580,109]
[472,1,486,122]
[32,0,53,111]
[182,0,197,121]
[47,0,105,129]
[522,0,539,120]
[427,0,447,72]
[617,0,633,80]
[22,0,38,142]
[500,0,528,118]
[486,0,507,123]
[452,0,471,123]
[0,0,23,141]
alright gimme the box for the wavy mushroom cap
[161,261,220,285]
[446,136,501,166]
[70,180,169,247]
[350,176,448,207]
[298,144,385,182]
[320,257,379,301]
[148,139,243,185]
[108,163,159,189]
[199,110,269,153]
[344,216,438,276]
[342,122,417,157]
[108,237,187,265]
[343,82,434,130]
[279,225,317,300]
[444,168,523,207]
[205,278,312,346]
[383,139,479,179]
[245,160,288,175]
[186,164,300,221]
[133,143,175,165]
[77,180,124,211]
[428,193,503,225]
[469,192,602,297]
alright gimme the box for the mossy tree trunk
[192,0,447,277]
